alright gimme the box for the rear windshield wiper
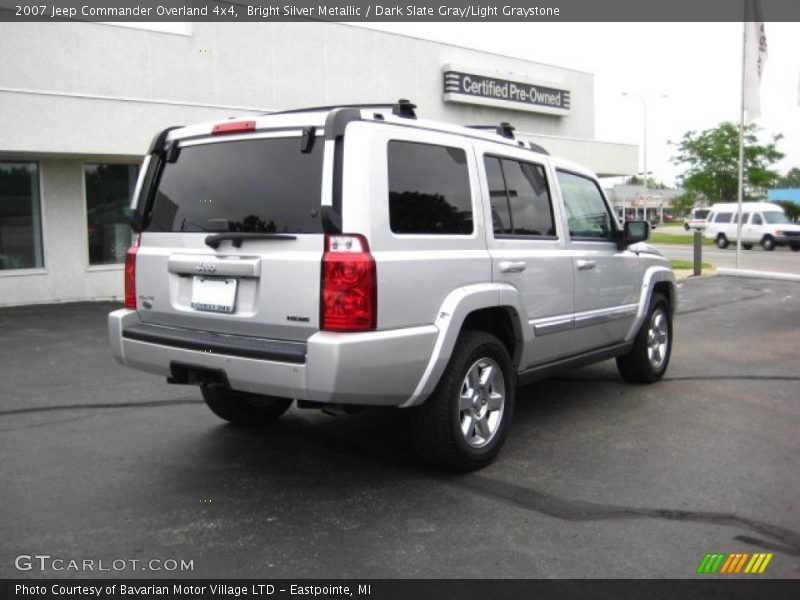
[205,232,297,249]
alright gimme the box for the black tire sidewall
[762,236,775,251]
[446,335,515,462]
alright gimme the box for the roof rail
[466,122,516,140]
[262,99,417,119]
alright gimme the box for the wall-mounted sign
[443,65,571,116]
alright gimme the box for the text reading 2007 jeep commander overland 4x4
[109,100,676,470]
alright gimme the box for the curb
[717,268,800,282]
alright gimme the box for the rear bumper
[109,309,437,407]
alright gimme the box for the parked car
[704,202,800,251]
[684,207,710,230]
[109,101,676,470]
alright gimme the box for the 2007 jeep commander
[109,100,675,470]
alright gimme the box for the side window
[715,213,733,224]
[740,213,750,224]
[556,170,615,239]
[752,213,763,225]
[387,140,473,235]
[486,156,555,237]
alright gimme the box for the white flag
[743,0,768,123]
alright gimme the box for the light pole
[622,92,667,221]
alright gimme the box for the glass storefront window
[0,162,44,271]
[85,164,138,265]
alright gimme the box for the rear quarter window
[387,140,473,235]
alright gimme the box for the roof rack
[466,122,516,140]
[264,99,417,120]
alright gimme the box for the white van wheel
[716,235,729,249]
[761,235,776,251]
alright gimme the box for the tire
[616,293,672,384]
[791,243,800,252]
[716,235,729,249]
[761,235,776,251]
[684,223,690,231]
[201,386,292,426]
[742,243,753,250]
[410,330,515,471]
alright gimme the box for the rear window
[387,140,473,235]
[145,137,324,234]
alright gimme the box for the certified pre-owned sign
[443,65,571,116]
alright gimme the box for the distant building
[604,184,685,222]
[767,188,800,205]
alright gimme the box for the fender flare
[625,266,676,342]
[399,283,525,408]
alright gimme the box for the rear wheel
[761,235,776,251]
[410,330,515,471]
[684,223,690,231]
[201,386,292,426]
[716,235,729,249]
[616,293,672,384]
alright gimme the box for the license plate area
[191,276,238,313]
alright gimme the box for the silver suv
[109,101,676,470]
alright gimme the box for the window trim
[555,167,619,243]
[484,153,558,240]
[0,159,45,272]
[386,139,476,237]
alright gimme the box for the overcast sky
[355,22,799,187]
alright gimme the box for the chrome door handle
[576,259,596,271]
[499,260,526,273]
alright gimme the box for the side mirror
[617,220,650,249]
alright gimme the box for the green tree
[774,200,800,221]
[670,121,784,201]
[625,175,667,189]
[778,167,800,188]
[670,191,698,216]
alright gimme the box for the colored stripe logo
[696,552,773,574]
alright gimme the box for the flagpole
[736,15,747,270]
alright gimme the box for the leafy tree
[774,200,800,222]
[778,167,800,188]
[625,175,667,189]
[670,191,698,216]
[670,122,784,201]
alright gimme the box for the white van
[704,202,800,251]
[683,207,710,231]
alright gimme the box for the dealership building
[0,21,637,306]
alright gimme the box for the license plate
[191,277,238,313]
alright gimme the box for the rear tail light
[321,234,376,331]
[124,234,140,309]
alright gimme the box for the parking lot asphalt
[1,276,799,579]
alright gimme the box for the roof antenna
[393,99,417,119]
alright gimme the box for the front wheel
[201,386,292,426]
[761,235,776,251]
[684,223,690,231]
[716,235,729,249]
[616,293,672,384]
[410,331,515,471]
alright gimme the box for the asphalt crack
[0,398,202,417]
[452,475,800,558]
